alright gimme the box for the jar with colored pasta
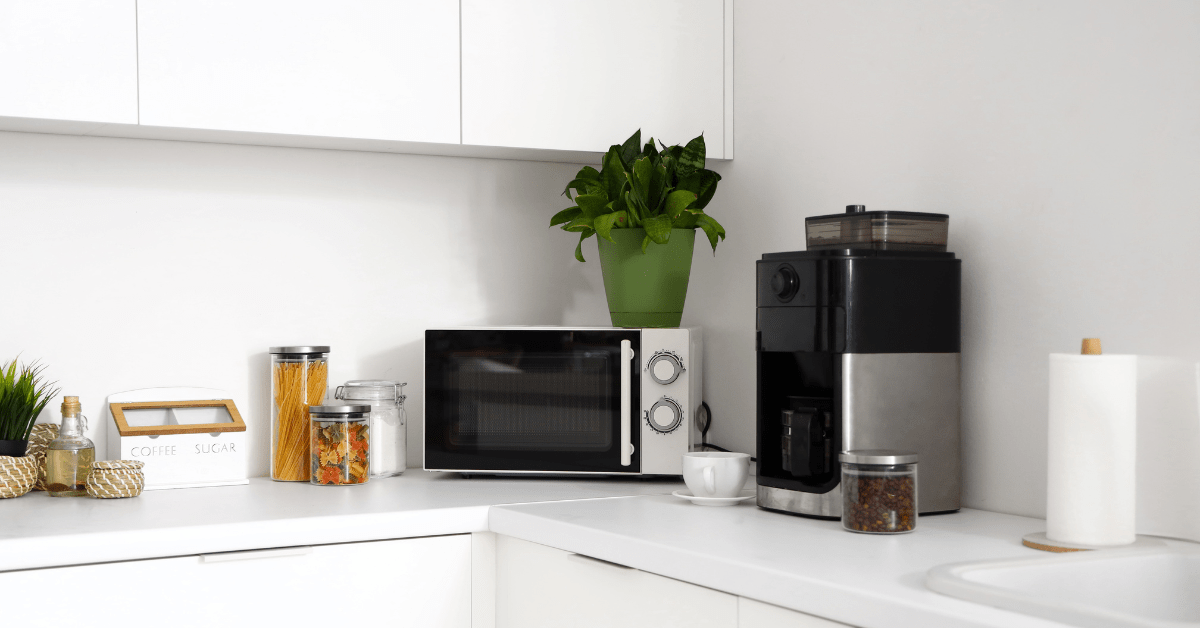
[270,346,330,482]
[309,405,370,486]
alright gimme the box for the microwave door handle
[620,339,634,466]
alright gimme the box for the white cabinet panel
[0,535,472,627]
[0,0,137,123]
[496,536,738,628]
[739,597,853,628]
[462,0,727,158]
[138,0,460,144]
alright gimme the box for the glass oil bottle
[46,396,95,497]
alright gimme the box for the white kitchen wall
[672,0,1200,518]
[0,131,585,473]
[1,0,1197,519]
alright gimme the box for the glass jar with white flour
[335,380,406,477]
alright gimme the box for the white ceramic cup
[682,452,750,498]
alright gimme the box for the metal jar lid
[269,346,331,355]
[310,404,371,421]
[336,380,407,402]
[838,449,919,465]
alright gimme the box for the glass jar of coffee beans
[839,450,918,534]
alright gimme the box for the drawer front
[496,536,737,628]
[0,535,471,628]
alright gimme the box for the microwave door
[424,329,641,473]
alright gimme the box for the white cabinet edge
[0,116,732,165]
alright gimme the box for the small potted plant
[0,358,60,457]
[551,130,725,327]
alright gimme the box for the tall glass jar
[269,346,329,482]
[335,380,406,477]
[840,450,918,534]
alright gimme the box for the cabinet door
[138,0,460,144]
[739,597,852,628]
[0,535,472,628]
[0,0,137,123]
[496,536,738,628]
[462,0,727,158]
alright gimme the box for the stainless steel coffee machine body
[756,248,962,517]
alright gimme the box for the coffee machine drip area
[756,206,962,518]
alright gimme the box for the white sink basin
[926,546,1200,627]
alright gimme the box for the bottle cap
[1081,338,1102,355]
[61,396,81,417]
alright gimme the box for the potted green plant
[551,130,725,327]
[0,358,60,457]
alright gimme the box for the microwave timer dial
[647,351,685,385]
[646,397,684,433]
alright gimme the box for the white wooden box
[105,387,249,490]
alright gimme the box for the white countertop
[491,493,1071,628]
[0,473,677,571]
[1,472,1148,628]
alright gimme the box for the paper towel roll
[1046,353,1137,546]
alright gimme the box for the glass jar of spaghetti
[269,346,330,482]
[310,405,370,486]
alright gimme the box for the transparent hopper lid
[806,205,949,251]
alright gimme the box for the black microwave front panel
[425,329,641,473]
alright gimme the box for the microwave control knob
[647,351,684,385]
[646,397,683,434]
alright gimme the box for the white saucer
[672,489,755,506]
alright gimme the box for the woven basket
[25,424,59,491]
[86,460,145,499]
[0,455,38,499]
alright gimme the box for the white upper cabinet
[0,0,137,123]
[461,0,729,158]
[137,0,460,144]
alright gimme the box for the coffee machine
[756,206,961,517]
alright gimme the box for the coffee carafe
[756,205,961,517]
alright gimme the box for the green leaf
[641,234,653,254]
[677,134,707,177]
[646,163,668,215]
[602,148,625,201]
[694,170,721,209]
[619,130,641,168]
[664,190,698,220]
[575,194,612,220]
[695,213,727,252]
[660,142,684,162]
[550,207,582,228]
[575,229,595,262]
[623,191,644,225]
[672,212,699,229]
[562,166,602,198]
[642,140,660,164]
[563,214,595,232]
[643,214,673,245]
[594,210,628,242]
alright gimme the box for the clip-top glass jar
[334,380,406,478]
[269,346,329,482]
[310,404,370,486]
[840,450,918,534]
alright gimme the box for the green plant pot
[596,228,696,328]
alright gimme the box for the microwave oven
[424,327,702,476]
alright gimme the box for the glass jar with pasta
[269,346,330,482]
[310,404,370,486]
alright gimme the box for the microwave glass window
[448,352,612,451]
